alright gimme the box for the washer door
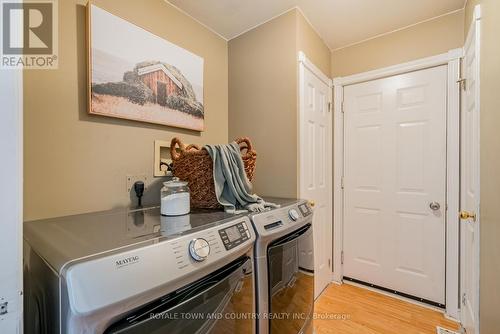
[105,256,254,334]
[267,224,314,334]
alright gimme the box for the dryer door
[267,224,314,334]
[105,256,254,334]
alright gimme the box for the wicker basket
[170,137,257,209]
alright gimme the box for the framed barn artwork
[87,4,205,131]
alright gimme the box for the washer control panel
[65,217,255,314]
[189,238,211,262]
[218,222,251,250]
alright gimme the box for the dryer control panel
[249,200,313,240]
[298,203,312,217]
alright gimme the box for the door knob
[460,211,476,222]
[308,200,315,208]
[429,202,440,211]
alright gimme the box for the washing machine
[23,206,256,334]
[248,198,314,334]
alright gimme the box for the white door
[0,48,24,332]
[299,55,333,299]
[460,7,481,333]
[343,66,447,305]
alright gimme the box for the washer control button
[189,238,210,262]
[288,209,300,221]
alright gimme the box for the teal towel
[204,142,279,213]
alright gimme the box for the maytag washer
[24,206,256,334]
[249,198,314,334]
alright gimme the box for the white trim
[229,6,297,41]
[163,0,229,41]
[0,3,23,331]
[444,313,462,324]
[460,5,481,333]
[332,80,343,284]
[332,8,464,51]
[226,6,333,51]
[344,280,458,315]
[472,8,481,334]
[0,37,24,334]
[295,7,333,52]
[165,0,464,52]
[335,51,459,86]
[332,50,462,319]
[446,49,462,321]
[473,3,482,20]
[298,51,332,87]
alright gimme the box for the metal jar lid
[163,177,188,188]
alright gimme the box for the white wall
[0,65,24,332]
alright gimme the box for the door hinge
[341,251,344,265]
[328,102,332,112]
[458,56,466,92]
[457,78,467,91]
[0,301,7,315]
[341,101,345,113]
[341,176,345,190]
[328,258,331,268]
[462,293,467,305]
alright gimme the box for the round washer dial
[189,238,210,262]
[288,209,300,221]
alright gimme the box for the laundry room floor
[314,284,460,334]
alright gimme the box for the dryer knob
[288,209,300,221]
[189,238,210,262]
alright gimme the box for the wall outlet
[126,174,148,193]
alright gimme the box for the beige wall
[228,9,331,198]
[296,11,331,77]
[228,10,298,198]
[464,1,500,333]
[24,0,228,220]
[331,10,464,77]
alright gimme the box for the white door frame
[0,0,24,331]
[298,51,334,284]
[333,49,462,320]
[0,55,24,332]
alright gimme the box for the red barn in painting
[137,63,184,106]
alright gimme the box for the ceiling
[166,0,466,50]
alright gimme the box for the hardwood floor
[271,272,314,334]
[314,283,460,334]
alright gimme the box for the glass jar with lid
[161,177,190,216]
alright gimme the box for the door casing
[0,1,24,331]
[333,49,463,320]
